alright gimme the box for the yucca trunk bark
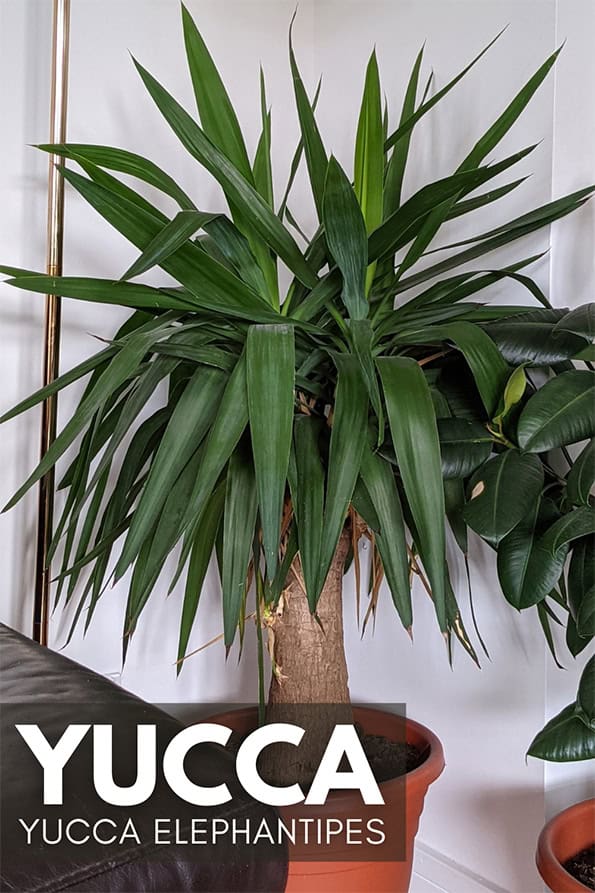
[263,528,353,786]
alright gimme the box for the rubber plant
[2,6,594,772]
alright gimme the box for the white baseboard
[411,842,512,893]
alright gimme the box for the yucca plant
[2,6,594,766]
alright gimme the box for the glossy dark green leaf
[528,702,595,762]
[323,157,368,320]
[486,314,587,365]
[290,416,325,611]
[518,370,595,452]
[134,60,317,288]
[568,536,595,637]
[377,356,446,630]
[177,481,226,671]
[438,418,492,479]
[554,303,595,339]
[497,500,569,609]
[566,439,595,506]
[576,656,595,727]
[359,446,412,628]
[246,325,295,579]
[463,450,544,545]
[222,446,258,647]
[402,322,509,416]
[317,355,368,601]
[540,507,595,555]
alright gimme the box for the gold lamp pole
[33,0,71,645]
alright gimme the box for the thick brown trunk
[262,528,352,786]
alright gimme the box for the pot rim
[203,704,445,807]
[536,797,595,892]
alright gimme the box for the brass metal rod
[33,0,71,645]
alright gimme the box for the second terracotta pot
[207,705,444,893]
[536,798,595,892]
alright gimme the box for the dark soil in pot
[229,720,425,787]
[564,845,595,890]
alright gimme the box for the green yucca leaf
[115,365,227,579]
[377,356,446,630]
[181,353,249,538]
[354,49,383,294]
[134,59,317,289]
[317,354,368,602]
[385,30,505,151]
[448,177,528,221]
[0,345,116,425]
[463,46,562,170]
[246,325,295,579]
[1,270,194,313]
[278,79,322,220]
[392,192,590,297]
[384,46,424,219]
[121,210,217,281]
[323,157,368,320]
[3,330,159,512]
[60,168,279,322]
[38,142,195,208]
[290,416,325,611]
[349,319,384,442]
[429,185,595,255]
[253,68,274,208]
[354,49,384,245]
[176,480,226,671]
[359,446,412,628]
[222,446,258,647]
[369,146,536,265]
[181,3,253,182]
[289,19,328,220]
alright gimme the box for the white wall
[1,2,593,891]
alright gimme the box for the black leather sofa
[0,624,288,893]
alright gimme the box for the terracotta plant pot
[537,798,595,892]
[207,705,444,893]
